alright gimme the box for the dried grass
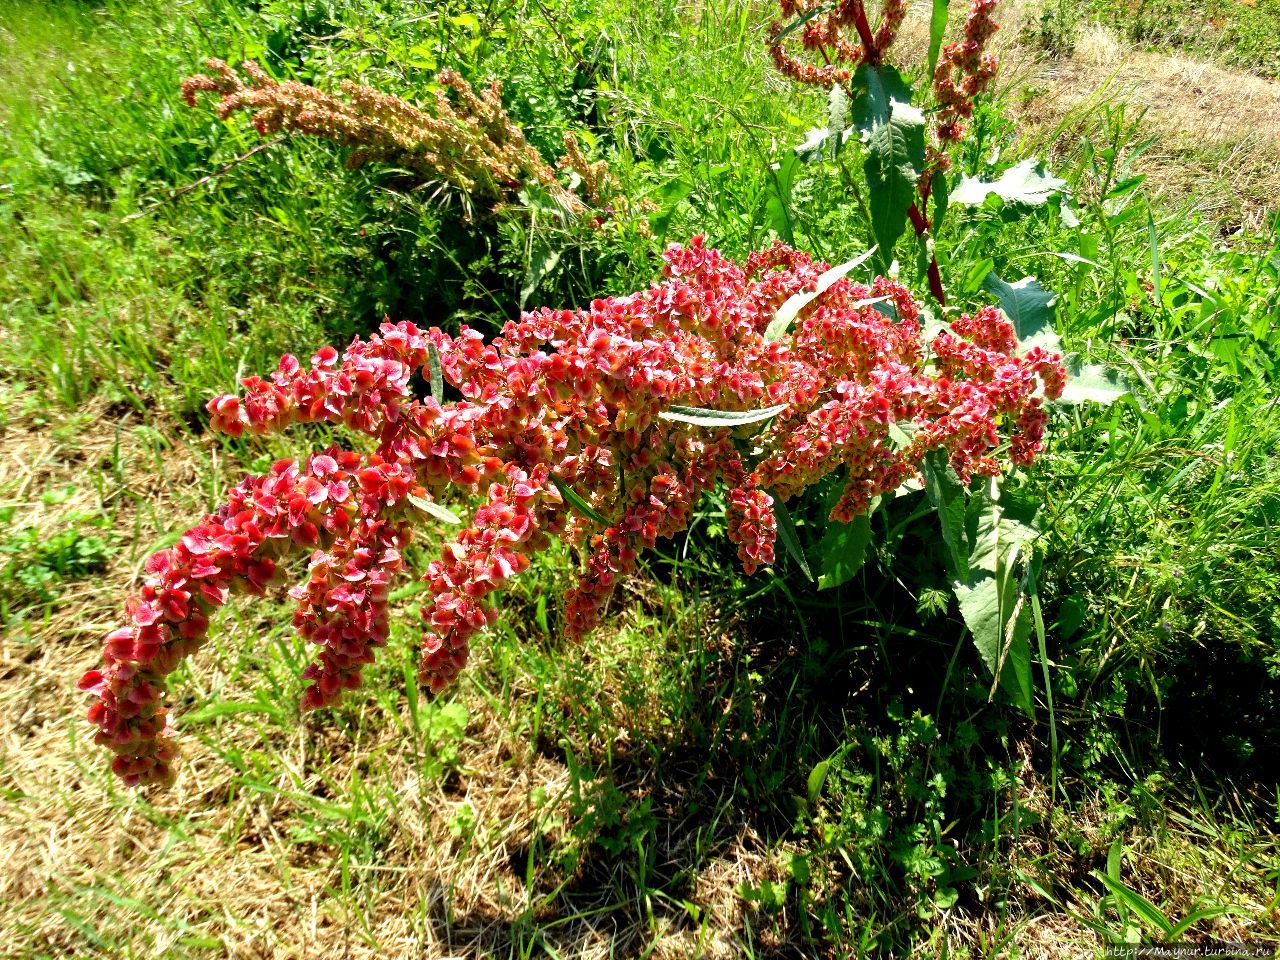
[898,0,1280,229]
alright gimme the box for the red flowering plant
[79,237,1068,786]
[767,0,1068,306]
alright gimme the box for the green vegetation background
[0,0,1277,956]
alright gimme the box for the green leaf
[1094,872,1175,937]
[772,497,814,581]
[950,159,1067,207]
[1147,209,1162,304]
[773,1,835,42]
[520,242,561,309]
[1056,358,1130,405]
[765,151,799,244]
[659,403,789,426]
[185,692,283,725]
[550,474,611,527]
[862,83,925,265]
[850,63,916,132]
[826,82,852,161]
[952,481,1040,713]
[794,126,830,163]
[1166,905,1236,941]
[427,341,444,402]
[981,272,1062,353]
[817,512,871,590]
[922,451,968,581]
[927,0,951,82]
[765,247,877,341]
[407,493,462,525]
[806,759,831,804]
[649,178,693,239]
[930,167,950,234]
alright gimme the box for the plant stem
[907,202,946,306]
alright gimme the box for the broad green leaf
[848,64,923,262]
[981,272,1062,353]
[794,126,831,163]
[659,403,789,426]
[649,178,693,238]
[865,103,926,263]
[1056,359,1130,405]
[953,481,1039,713]
[407,493,462,525]
[550,474,611,526]
[772,497,814,581]
[927,0,950,81]
[765,247,877,341]
[427,341,444,402]
[850,63,916,131]
[950,159,1067,207]
[817,512,872,590]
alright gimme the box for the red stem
[850,0,880,64]
[907,202,946,307]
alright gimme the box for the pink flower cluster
[933,0,1001,143]
[80,238,1063,786]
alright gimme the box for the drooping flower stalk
[182,59,579,212]
[767,0,1005,307]
[80,238,1063,787]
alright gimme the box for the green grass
[1078,0,1280,77]
[1,0,1279,957]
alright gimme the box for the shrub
[78,238,1064,786]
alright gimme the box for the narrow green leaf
[550,474,611,526]
[407,493,462,525]
[659,403,789,427]
[927,0,951,81]
[772,497,814,581]
[922,451,968,580]
[1147,209,1162,304]
[826,83,852,161]
[427,341,444,402]
[773,1,834,42]
[1094,872,1175,937]
[817,512,872,590]
[520,242,561,309]
[765,247,877,341]
[1166,905,1235,941]
[807,760,831,804]
[950,159,1067,207]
